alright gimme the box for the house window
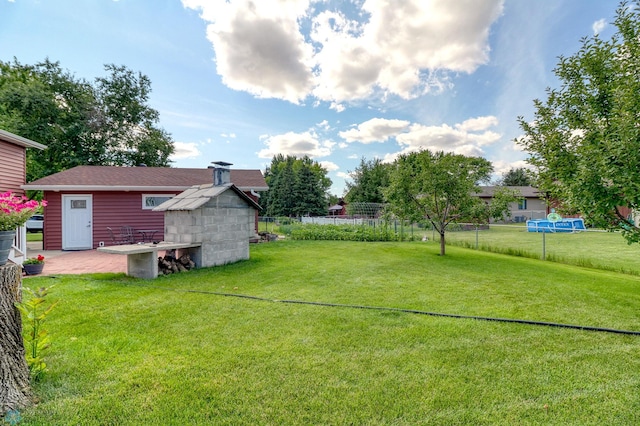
[518,199,527,210]
[142,194,175,210]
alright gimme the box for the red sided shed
[23,165,267,251]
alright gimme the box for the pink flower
[0,192,47,232]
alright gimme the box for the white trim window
[142,194,175,210]
[517,199,527,210]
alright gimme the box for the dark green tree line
[263,155,332,217]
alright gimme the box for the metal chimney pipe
[211,161,233,186]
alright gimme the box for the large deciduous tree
[517,0,640,243]
[0,59,174,181]
[93,64,174,168]
[384,150,493,255]
[344,157,391,203]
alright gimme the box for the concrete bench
[98,242,202,279]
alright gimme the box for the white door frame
[62,194,93,250]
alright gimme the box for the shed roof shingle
[23,165,268,191]
[477,186,542,198]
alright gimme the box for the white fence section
[9,226,26,265]
[301,217,380,226]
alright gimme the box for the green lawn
[26,232,42,242]
[16,240,640,425]
[446,224,640,275]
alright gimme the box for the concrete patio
[24,241,127,276]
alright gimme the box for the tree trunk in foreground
[0,264,32,416]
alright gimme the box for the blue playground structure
[526,218,586,233]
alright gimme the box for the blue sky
[0,0,620,195]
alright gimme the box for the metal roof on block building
[153,183,262,212]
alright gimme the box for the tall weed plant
[16,286,58,381]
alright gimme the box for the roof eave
[21,185,193,192]
[22,184,269,192]
[0,129,47,150]
[237,186,269,192]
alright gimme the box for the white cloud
[592,18,607,35]
[183,0,314,104]
[316,120,331,131]
[183,0,504,105]
[319,161,339,171]
[492,159,532,177]
[456,116,499,132]
[396,121,501,154]
[330,102,346,112]
[257,130,333,158]
[171,142,202,159]
[375,116,502,163]
[339,118,410,143]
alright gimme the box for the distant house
[477,186,548,222]
[23,165,268,251]
[0,129,47,263]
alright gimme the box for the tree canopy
[263,155,332,217]
[344,157,391,203]
[518,0,640,243]
[384,149,494,255]
[499,167,532,187]
[0,59,174,181]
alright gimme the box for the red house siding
[42,192,62,250]
[247,191,260,231]
[43,191,168,250]
[0,140,26,195]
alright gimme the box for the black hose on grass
[132,283,640,336]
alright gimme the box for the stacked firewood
[158,250,195,275]
[258,231,278,242]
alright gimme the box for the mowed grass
[446,224,640,275]
[26,232,42,242]
[17,240,640,425]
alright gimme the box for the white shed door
[62,195,93,250]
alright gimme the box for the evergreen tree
[263,155,332,217]
[499,167,532,186]
[293,160,327,216]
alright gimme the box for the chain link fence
[258,217,640,275]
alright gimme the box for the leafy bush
[288,223,421,242]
